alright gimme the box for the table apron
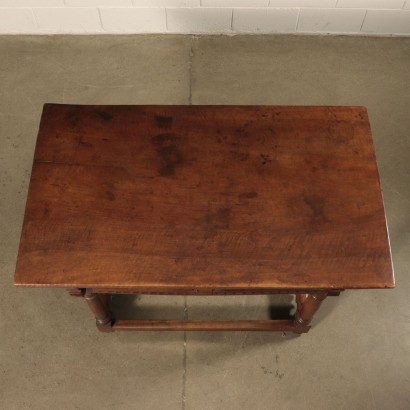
[82,288,343,296]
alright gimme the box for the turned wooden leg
[293,292,328,333]
[84,289,114,333]
[99,293,112,306]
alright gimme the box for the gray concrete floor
[1,35,409,410]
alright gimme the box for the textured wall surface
[0,0,409,34]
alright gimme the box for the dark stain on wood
[260,154,272,165]
[155,115,173,129]
[151,133,184,177]
[79,140,92,148]
[239,191,258,200]
[97,110,113,121]
[216,132,226,145]
[66,109,80,129]
[105,191,115,201]
[230,150,249,161]
[205,207,231,238]
[303,194,327,221]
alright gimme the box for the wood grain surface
[14,104,394,290]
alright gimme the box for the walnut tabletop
[15,104,393,296]
[14,104,394,333]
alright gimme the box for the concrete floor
[1,35,409,410]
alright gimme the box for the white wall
[0,0,409,35]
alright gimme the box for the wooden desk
[14,104,394,333]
